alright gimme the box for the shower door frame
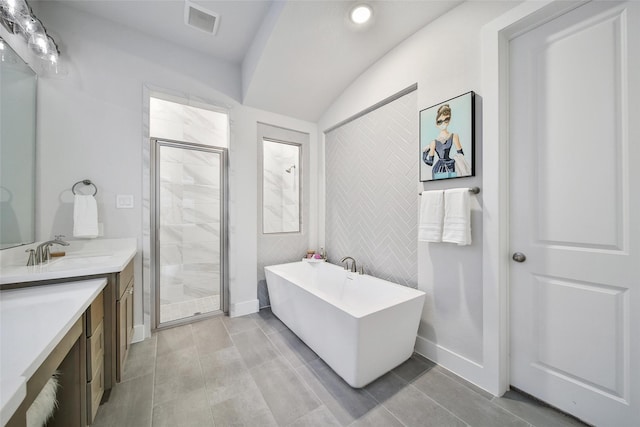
[150,137,228,330]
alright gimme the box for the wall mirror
[0,41,37,249]
[262,138,301,234]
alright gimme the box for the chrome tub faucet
[340,256,357,273]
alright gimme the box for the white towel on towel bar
[418,190,444,242]
[73,195,99,238]
[443,188,471,245]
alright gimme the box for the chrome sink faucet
[33,235,70,265]
[340,256,357,273]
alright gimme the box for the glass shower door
[153,139,226,326]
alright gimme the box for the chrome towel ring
[72,179,98,196]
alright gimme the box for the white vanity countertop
[0,238,136,285]
[0,278,107,425]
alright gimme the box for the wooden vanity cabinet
[6,318,87,427]
[1,254,136,425]
[5,289,107,427]
[85,291,104,424]
[77,259,135,393]
[115,260,134,383]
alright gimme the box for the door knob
[512,252,526,263]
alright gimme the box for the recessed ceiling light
[350,4,373,25]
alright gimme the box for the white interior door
[509,2,639,426]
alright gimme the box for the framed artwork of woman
[419,91,475,182]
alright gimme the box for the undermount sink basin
[47,254,114,269]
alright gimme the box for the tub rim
[264,261,425,319]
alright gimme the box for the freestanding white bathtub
[264,260,426,388]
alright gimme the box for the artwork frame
[419,91,475,182]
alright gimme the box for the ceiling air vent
[184,1,220,35]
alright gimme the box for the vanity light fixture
[350,4,373,25]
[0,0,62,73]
[0,0,29,24]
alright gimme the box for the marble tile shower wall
[325,90,418,287]
[149,97,228,147]
[159,147,221,304]
[263,150,299,233]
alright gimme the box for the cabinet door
[117,280,134,381]
[125,283,134,354]
[116,296,125,382]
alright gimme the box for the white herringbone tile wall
[325,90,418,287]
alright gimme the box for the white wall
[226,106,318,317]
[318,1,519,394]
[32,3,318,333]
[256,124,312,309]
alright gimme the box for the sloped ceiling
[242,1,462,122]
[50,0,463,122]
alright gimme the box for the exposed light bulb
[350,4,372,24]
[22,16,42,34]
[6,0,18,14]
[28,33,49,56]
[1,0,29,23]
[36,36,47,52]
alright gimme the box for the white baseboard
[230,299,259,317]
[131,324,146,344]
[415,335,491,395]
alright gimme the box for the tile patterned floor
[159,295,221,323]
[92,308,588,427]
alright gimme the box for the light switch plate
[116,194,134,209]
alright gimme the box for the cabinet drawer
[86,320,104,382]
[118,260,134,299]
[87,361,104,424]
[86,291,104,337]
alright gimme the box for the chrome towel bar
[419,186,479,195]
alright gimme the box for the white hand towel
[418,190,444,242]
[443,188,471,245]
[73,195,99,238]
